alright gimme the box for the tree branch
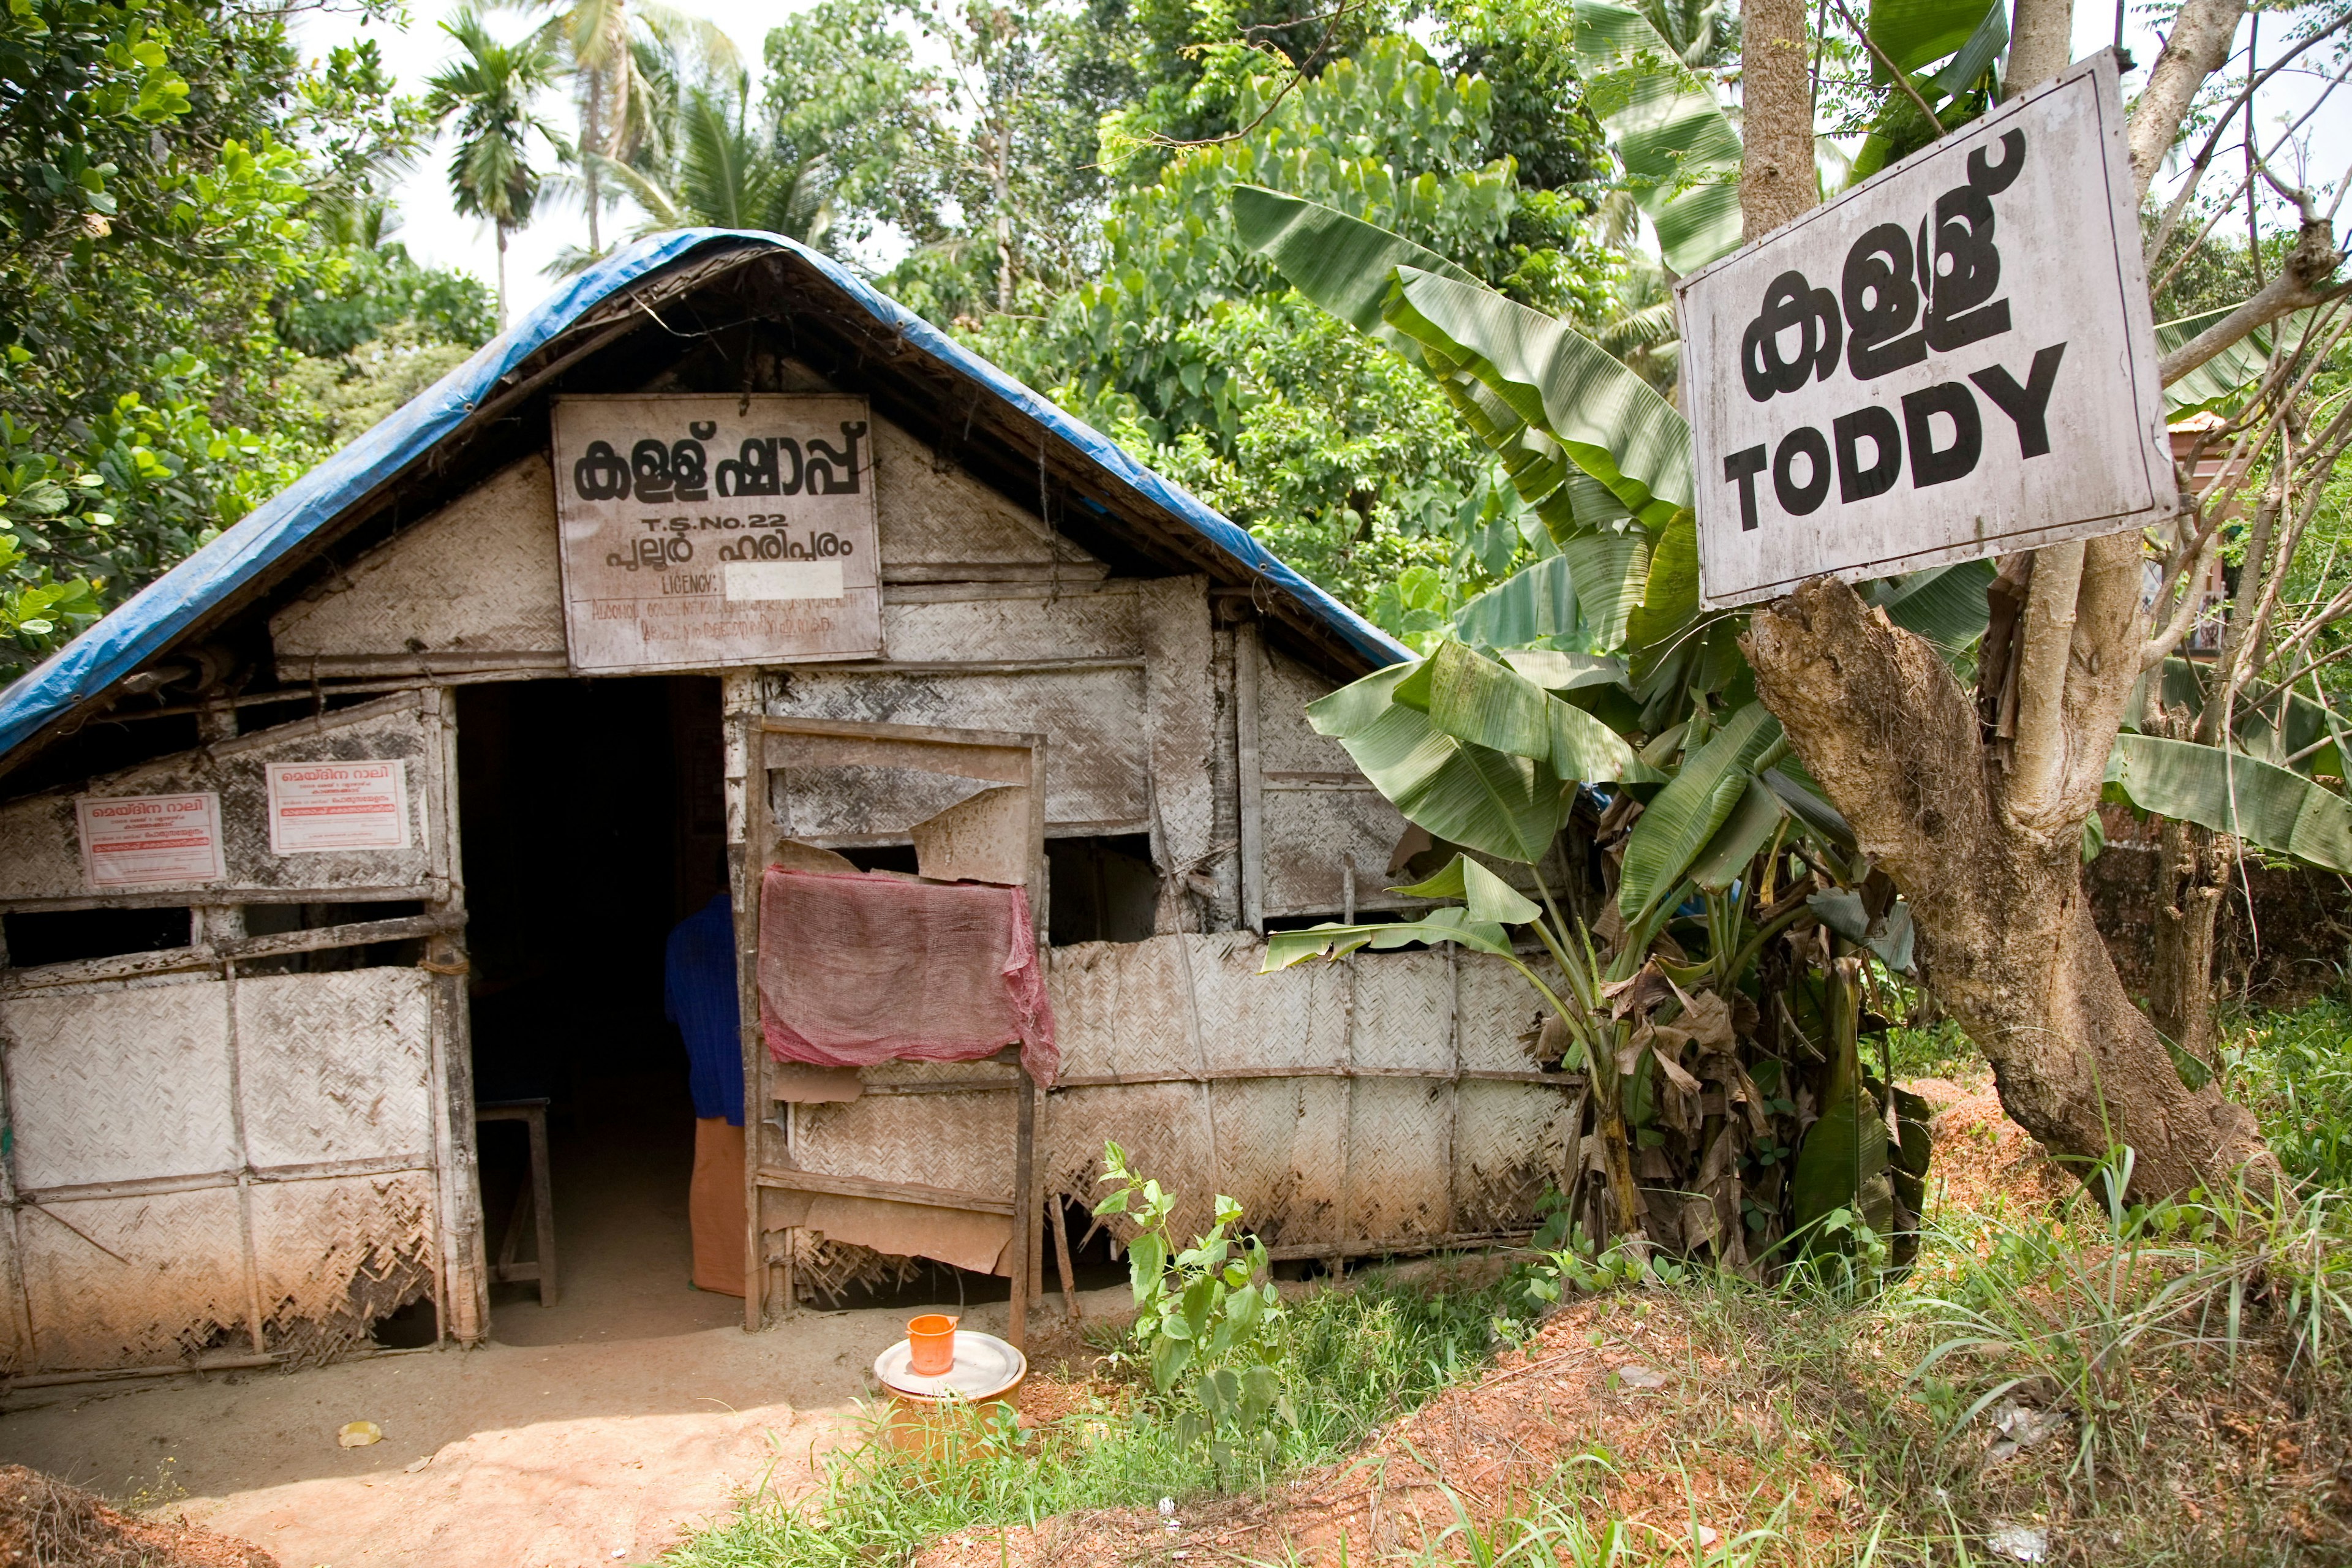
[2003,538,2085,832]
[2128,0,2251,201]
[2158,218,2350,384]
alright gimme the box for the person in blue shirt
[664,891,744,1296]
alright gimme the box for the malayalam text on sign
[549,394,883,672]
[77,793,225,889]
[266,760,413,853]
[1675,52,2175,606]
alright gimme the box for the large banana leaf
[1867,0,2002,75]
[1623,510,1700,647]
[1789,1014,1895,1240]
[1391,267,1695,527]
[1390,851,1545,923]
[1453,555,1585,649]
[1872,559,1996,657]
[2107,733,2352,873]
[1261,907,1515,972]
[1558,529,1651,647]
[1571,0,1743,274]
[2132,655,2341,775]
[1308,669,1574,862]
[1500,648,1625,692]
[1421,639,1659,785]
[1233,187,1585,530]
[1688,775,1786,892]
[1229,184,1478,349]
[1617,703,1785,923]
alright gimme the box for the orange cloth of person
[757,867,1057,1085]
[690,1117,746,1297]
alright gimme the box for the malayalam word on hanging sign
[266,760,413,853]
[76,792,225,889]
[550,394,881,673]
[1675,51,2175,608]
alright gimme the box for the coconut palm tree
[593,74,830,244]
[426,10,568,328]
[496,0,739,257]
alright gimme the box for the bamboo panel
[1348,951,1454,1072]
[16,1188,251,1372]
[1450,1080,1577,1234]
[268,456,565,677]
[1343,1077,1455,1245]
[871,418,1099,569]
[1455,956,1554,1075]
[251,1172,437,1363]
[1209,1078,1346,1253]
[1188,932,1348,1074]
[1260,788,1415,919]
[236,970,437,1169]
[2,980,239,1189]
[1044,937,1197,1081]
[767,667,1145,831]
[1039,1081,1217,1242]
[880,590,1140,664]
[793,1090,1017,1199]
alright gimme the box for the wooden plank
[763,728,1034,783]
[911,786,1030,885]
[734,704,766,1333]
[1236,622,1265,933]
[1046,1066,1584,1087]
[1139,577,1217,935]
[753,1166,1015,1216]
[2,914,465,995]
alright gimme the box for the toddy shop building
[0,232,1585,1379]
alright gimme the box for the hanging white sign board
[265,760,413,853]
[1675,51,2176,607]
[76,792,225,888]
[549,394,883,672]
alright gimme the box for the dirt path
[0,1290,1116,1568]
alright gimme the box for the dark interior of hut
[456,674,740,1343]
[450,674,1136,1341]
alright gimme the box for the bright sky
[292,0,801,315]
[293,0,2351,325]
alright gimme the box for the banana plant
[1233,10,2352,1261]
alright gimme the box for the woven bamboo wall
[0,967,445,1374]
[783,933,1577,1263]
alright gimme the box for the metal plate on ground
[873,1330,1027,1398]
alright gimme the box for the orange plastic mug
[907,1314,957,1375]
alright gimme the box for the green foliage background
[0,0,492,679]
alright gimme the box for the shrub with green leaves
[1093,1139,1292,1465]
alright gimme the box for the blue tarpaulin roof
[0,229,1407,766]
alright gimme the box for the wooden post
[1009,1066,1035,1351]
[733,707,766,1334]
[1235,621,1265,933]
[1049,1188,1080,1320]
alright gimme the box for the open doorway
[455,675,731,1344]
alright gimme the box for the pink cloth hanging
[758,867,1056,1085]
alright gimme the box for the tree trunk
[1729,0,2284,1205]
[495,223,510,331]
[1736,0,1816,238]
[2149,815,2232,1068]
[1743,581,2280,1200]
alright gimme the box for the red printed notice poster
[75,793,226,889]
[265,760,412,854]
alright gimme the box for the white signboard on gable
[549,394,882,673]
[1675,51,2176,607]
